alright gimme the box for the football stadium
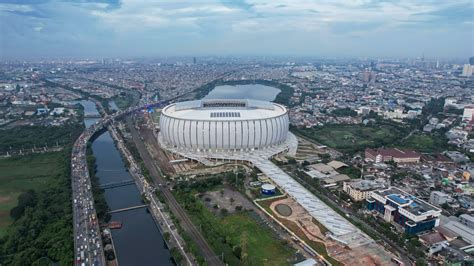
[159,99,289,152]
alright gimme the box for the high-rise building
[193,57,197,64]
[463,106,474,122]
[362,71,376,83]
[362,71,370,83]
[462,64,472,77]
[469,56,474,65]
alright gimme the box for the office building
[367,187,441,234]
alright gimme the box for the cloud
[0,0,472,59]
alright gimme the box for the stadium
[159,99,289,152]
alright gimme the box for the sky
[0,0,473,59]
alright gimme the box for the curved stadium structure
[159,99,289,151]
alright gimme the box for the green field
[398,133,449,153]
[221,213,294,265]
[0,152,64,236]
[294,124,406,154]
[113,91,140,110]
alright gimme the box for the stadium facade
[159,99,289,152]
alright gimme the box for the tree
[232,245,242,258]
[170,247,183,264]
[331,107,357,117]
[163,232,171,241]
[220,208,228,216]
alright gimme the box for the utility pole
[235,166,238,186]
[240,231,248,266]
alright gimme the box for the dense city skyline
[1,0,473,59]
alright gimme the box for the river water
[204,84,281,101]
[80,100,172,266]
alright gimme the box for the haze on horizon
[0,0,473,60]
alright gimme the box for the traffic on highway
[71,101,166,265]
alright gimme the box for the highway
[71,102,150,266]
[71,124,107,266]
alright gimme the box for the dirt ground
[202,187,256,214]
[267,197,395,266]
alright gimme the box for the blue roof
[388,194,409,205]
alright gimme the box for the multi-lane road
[71,104,141,266]
[71,123,107,266]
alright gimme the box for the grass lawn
[0,152,64,236]
[294,124,405,154]
[221,212,294,265]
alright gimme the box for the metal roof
[163,99,286,121]
[174,99,275,111]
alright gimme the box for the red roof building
[365,148,421,163]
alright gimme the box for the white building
[459,214,474,229]
[462,64,472,77]
[429,191,451,206]
[462,106,474,122]
[343,179,385,201]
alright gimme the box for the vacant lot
[294,124,405,154]
[398,133,449,153]
[0,152,64,236]
[174,178,297,265]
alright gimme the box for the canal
[80,100,173,266]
